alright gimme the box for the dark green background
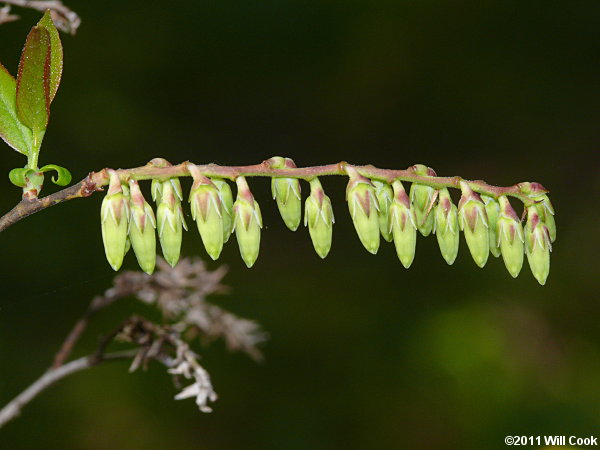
[1,1,599,448]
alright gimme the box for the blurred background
[1,1,599,448]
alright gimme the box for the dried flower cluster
[100,159,555,284]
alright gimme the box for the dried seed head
[434,188,459,265]
[156,179,187,267]
[101,169,129,271]
[389,180,417,268]
[409,164,437,236]
[482,195,501,258]
[270,157,302,231]
[373,181,394,242]
[304,178,334,258]
[128,179,157,274]
[233,177,262,268]
[458,181,489,268]
[188,166,224,261]
[524,205,551,285]
[497,196,524,278]
[346,168,380,254]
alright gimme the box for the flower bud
[188,165,224,261]
[211,178,234,243]
[270,157,302,231]
[408,164,437,236]
[524,205,551,285]
[101,170,129,271]
[434,188,459,265]
[233,177,262,267]
[128,179,157,274]
[458,181,489,268]
[482,195,501,258]
[497,196,524,278]
[156,179,187,267]
[346,168,380,254]
[373,181,394,242]
[389,180,417,268]
[304,178,334,258]
[519,182,556,243]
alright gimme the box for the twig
[0,159,544,234]
[0,350,137,428]
[1,0,80,34]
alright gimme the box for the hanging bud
[211,178,234,243]
[524,205,551,285]
[373,181,394,242]
[519,182,556,243]
[497,196,524,278]
[188,165,224,261]
[482,195,501,258]
[389,180,417,268]
[409,164,437,236]
[458,181,489,268]
[100,170,129,271]
[156,179,187,267]
[304,178,334,258]
[128,179,157,274]
[346,167,380,254]
[269,157,302,231]
[232,176,262,268]
[434,188,459,265]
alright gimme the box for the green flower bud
[156,179,187,267]
[270,157,302,231]
[128,179,157,274]
[482,195,501,258]
[304,178,334,258]
[434,188,459,265]
[524,205,551,285]
[346,168,380,254]
[233,177,262,268]
[519,182,556,243]
[458,181,489,268]
[389,180,417,268]
[408,164,437,236]
[373,181,394,242]
[211,178,234,243]
[497,196,524,278]
[189,173,224,261]
[100,170,129,271]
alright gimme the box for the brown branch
[1,0,80,34]
[0,159,545,234]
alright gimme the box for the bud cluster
[98,159,555,284]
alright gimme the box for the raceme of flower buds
[373,181,394,242]
[101,170,130,271]
[433,188,459,265]
[211,178,234,243]
[524,205,551,285]
[346,168,380,254]
[497,196,524,278]
[389,180,417,268]
[232,176,263,268]
[155,178,188,267]
[482,195,501,258]
[458,181,489,268]
[188,166,224,261]
[409,164,437,236]
[128,179,157,274]
[270,157,302,231]
[304,178,334,258]
[519,182,556,243]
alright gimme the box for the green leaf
[9,167,36,187]
[0,63,34,155]
[16,26,51,136]
[40,164,71,186]
[36,10,63,102]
